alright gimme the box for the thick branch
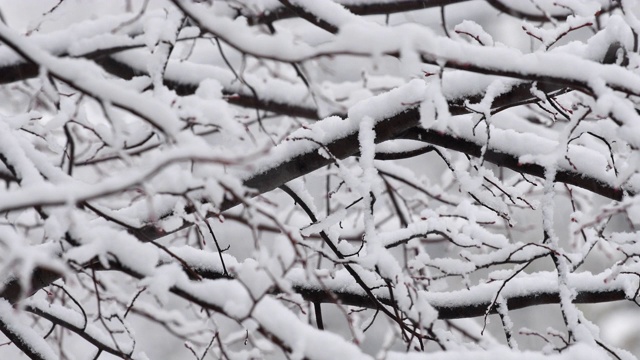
[248,0,471,26]
[154,264,636,319]
[400,126,624,201]
[93,56,322,119]
[20,259,632,321]
[0,267,64,306]
[293,281,629,319]
[246,0,617,25]
[277,0,340,34]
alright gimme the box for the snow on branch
[0,1,639,359]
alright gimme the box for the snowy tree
[1,0,640,358]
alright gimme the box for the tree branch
[0,300,55,360]
[244,0,618,26]
[25,301,133,358]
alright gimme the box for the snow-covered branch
[0,1,639,359]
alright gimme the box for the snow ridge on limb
[0,1,639,358]
[242,0,617,25]
[0,300,57,360]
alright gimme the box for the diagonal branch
[25,301,133,358]
[277,0,340,34]
[0,300,56,360]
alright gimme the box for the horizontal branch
[93,56,322,119]
[244,0,611,26]
[20,257,634,321]
[294,278,629,319]
[246,0,471,26]
[154,262,639,319]
[485,0,619,22]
